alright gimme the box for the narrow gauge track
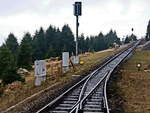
[36,41,140,113]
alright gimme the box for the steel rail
[69,41,140,113]
[69,71,110,113]
[103,41,140,113]
[36,41,140,113]
[71,47,131,113]
[76,42,134,105]
[103,70,112,113]
[36,47,128,113]
[36,74,90,113]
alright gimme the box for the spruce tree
[5,33,19,62]
[124,36,130,44]
[33,27,46,60]
[130,34,137,41]
[105,30,121,47]
[94,32,108,51]
[0,45,21,85]
[85,37,90,52]
[146,20,150,41]
[45,26,61,57]
[6,33,19,54]
[61,25,75,54]
[45,25,56,50]
[54,28,62,56]
[78,34,86,53]
[18,33,33,70]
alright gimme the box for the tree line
[0,24,123,85]
[124,34,137,44]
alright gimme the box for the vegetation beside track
[108,50,150,113]
[0,49,118,113]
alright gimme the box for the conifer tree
[124,36,130,44]
[33,27,46,60]
[94,32,108,51]
[45,26,61,57]
[0,45,21,85]
[45,25,56,50]
[18,33,33,70]
[146,20,150,41]
[78,34,86,53]
[61,25,75,54]
[5,33,19,61]
[130,34,137,41]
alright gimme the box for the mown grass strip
[113,50,150,113]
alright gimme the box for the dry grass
[118,50,150,113]
[75,51,114,74]
[0,49,118,112]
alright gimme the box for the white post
[34,60,46,86]
[73,56,79,65]
[62,52,69,73]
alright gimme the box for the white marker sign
[62,52,70,73]
[62,52,69,67]
[35,60,46,77]
[73,56,79,64]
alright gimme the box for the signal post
[73,2,82,64]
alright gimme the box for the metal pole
[76,16,79,56]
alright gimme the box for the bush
[19,77,26,83]
[2,71,22,85]
[0,45,23,85]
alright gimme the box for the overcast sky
[0,0,150,45]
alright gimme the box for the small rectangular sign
[62,52,69,67]
[34,60,46,77]
[73,56,79,64]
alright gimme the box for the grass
[117,50,150,113]
[0,49,119,112]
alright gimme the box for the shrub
[19,77,26,83]
[0,45,22,85]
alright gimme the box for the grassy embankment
[112,50,150,113]
[0,49,118,112]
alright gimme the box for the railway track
[36,41,140,113]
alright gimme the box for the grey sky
[0,0,150,45]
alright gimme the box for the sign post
[62,52,69,73]
[74,2,82,64]
[34,60,46,86]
